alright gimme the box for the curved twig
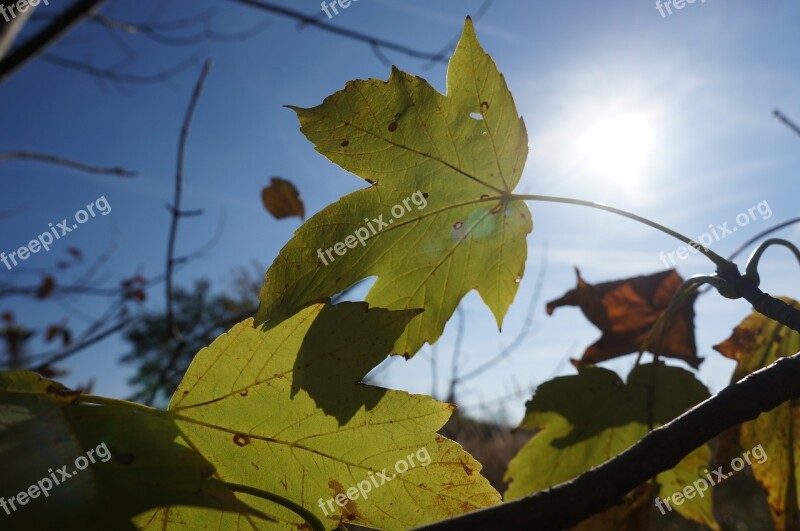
[744,238,800,281]
[726,217,800,263]
[222,482,325,531]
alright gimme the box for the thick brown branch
[718,268,800,333]
[415,351,800,530]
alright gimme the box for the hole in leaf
[469,112,484,121]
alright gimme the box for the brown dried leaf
[261,176,304,220]
[45,324,72,346]
[546,269,701,368]
[35,276,56,299]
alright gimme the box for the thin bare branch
[227,0,449,64]
[774,109,800,138]
[0,151,135,177]
[165,59,213,341]
[90,13,271,46]
[40,53,200,85]
[27,318,130,372]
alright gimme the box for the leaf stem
[77,393,171,416]
[506,194,733,272]
[221,482,326,531]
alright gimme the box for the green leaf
[256,17,532,356]
[714,297,800,531]
[1,303,499,529]
[160,301,500,529]
[0,372,258,530]
[504,363,718,530]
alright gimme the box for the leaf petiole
[505,193,734,273]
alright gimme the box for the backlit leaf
[161,301,500,530]
[504,363,717,530]
[0,372,258,530]
[714,297,800,531]
[2,302,499,529]
[256,18,532,357]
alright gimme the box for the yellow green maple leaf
[256,18,532,357]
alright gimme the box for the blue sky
[1,0,799,423]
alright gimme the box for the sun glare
[577,113,656,184]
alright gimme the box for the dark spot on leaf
[461,461,473,476]
[240,389,248,397]
[341,140,349,147]
[422,192,429,198]
[115,452,135,466]
[394,113,401,120]
[453,221,463,230]
[480,194,489,200]
[491,204,503,214]
[251,462,260,470]
[480,101,490,113]
[233,434,251,447]
[388,121,398,132]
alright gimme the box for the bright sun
[577,113,655,184]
